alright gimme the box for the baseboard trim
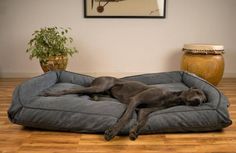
[223,73,236,78]
[0,72,143,78]
[1,72,236,78]
[0,72,42,78]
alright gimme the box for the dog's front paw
[129,131,138,141]
[104,127,116,141]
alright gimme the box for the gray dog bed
[8,71,232,134]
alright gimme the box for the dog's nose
[203,97,207,103]
[192,100,201,106]
[186,98,201,106]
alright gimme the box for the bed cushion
[8,71,232,134]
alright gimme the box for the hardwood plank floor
[0,78,235,153]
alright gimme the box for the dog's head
[180,88,207,106]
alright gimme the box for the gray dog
[43,76,207,141]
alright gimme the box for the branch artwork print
[91,0,126,13]
[85,0,166,18]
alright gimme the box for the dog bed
[8,71,232,134]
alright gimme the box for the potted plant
[26,26,77,72]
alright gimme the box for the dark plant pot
[40,55,68,72]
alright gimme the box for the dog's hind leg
[41,86,106,97]
[41,76,118,96]
[129,107,163,140]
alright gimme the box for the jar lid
[183,43,224,54]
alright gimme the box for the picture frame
[84,0,166,18]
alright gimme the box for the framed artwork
[84,0,166,18]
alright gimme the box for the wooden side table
[181,44,224,86]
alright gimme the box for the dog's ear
[114,82,124,88]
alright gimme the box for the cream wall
[0,0,236,78]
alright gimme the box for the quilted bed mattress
[8,71,232,134]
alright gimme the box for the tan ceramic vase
[40,55,68,72]
[181,44,224,86]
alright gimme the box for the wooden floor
[0,78,236,153]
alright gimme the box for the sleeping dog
[42,76,207,141]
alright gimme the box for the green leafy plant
[26,26,77,62]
